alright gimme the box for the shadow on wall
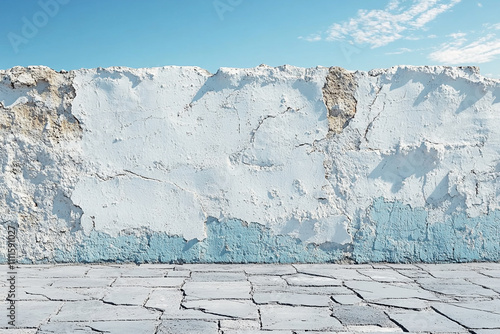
[191,66,322,106]
[368,143,440,193]
[382,67,498,113]
[52,189,83,233]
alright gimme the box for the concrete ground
[1,263,500,333]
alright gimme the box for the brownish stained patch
[322,67,358,134]
[0,66,81,143]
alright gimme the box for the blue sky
[1,0,500,78]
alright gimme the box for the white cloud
[411,1,460,27]
[298,34,322,42]
[478,2,483,7]
[428,23,500,64]
[491,23,500,30]
[387,0,401,11]
[482,23,500,31]
[448,32,467,39]
[429,34,500,63]
[386,47,414,55]
[324,0,461,48]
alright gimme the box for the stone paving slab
[145,288,183,312]
[51,300,161,322]
[416,277,499,298]
[21,266,90,278]
[253,292,331,307]
[0,301,62,328]
[38,320,159,334]
[189,271,248,282]
[157,319,219,334]
[471,277,500,294]
[161,308,228,321]
[386,309,468,332]
[345,280,441,301]
[357,269,415,282]
[260,305,343,331]
[369,297,429,310]
[253,284,353,295]
[1,263,500,333]
[284,273,342,286]
[247,275,288,286]
[330,294,363,305]
[182,281,252,300]
[331,304,397,328]
[292,267,371,281]
[166,270,191,277]
[86,266,169,278]
[182,299,259,319]
[103,286,152,305]
[219,319,260,330]
[432,302,500,329]
[112,277,185,287]
[14,278,55,288]
[51,277,114,288]
[8,288,48,301]
[244,264,296,276]
[18,286,96,301]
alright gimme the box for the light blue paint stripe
[353,198,500,263]
[52,218,346,264]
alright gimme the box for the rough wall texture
[323,66,357,134]
[1,65,499,263]
[0,66,83,261]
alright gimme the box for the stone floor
[1,263,500,333]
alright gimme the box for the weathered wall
[1,65,499,263]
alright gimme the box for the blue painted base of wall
[353,198,500,263]
[53,218,347,264]
[4,199,500,264]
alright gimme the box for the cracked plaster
[1,64,500,263]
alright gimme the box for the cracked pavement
[1,263,500,333]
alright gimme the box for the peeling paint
[70,65,344,244]
[53,218,347,264]
[322,66,357,134]
[353,198,500,263]
[0,66,81,141]
[0,66,83,262]
[1,65,500,264]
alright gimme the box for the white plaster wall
[1,64,499,263]
[327,66,500,227]
[71,65,350,244]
